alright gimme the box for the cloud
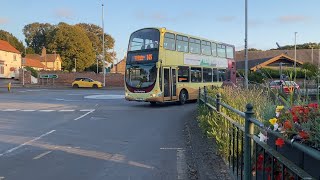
[217,16,236,23]
[278,15,310,23]
[54,8,73,19]
[0,18,9,24]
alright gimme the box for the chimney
[41,47,46,57]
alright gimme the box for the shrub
[25,66,38,78]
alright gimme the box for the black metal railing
[198,86,320,180]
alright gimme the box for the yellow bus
[125,27,236,105]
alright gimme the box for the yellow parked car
[72,77,102,88]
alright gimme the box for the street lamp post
[244,0,248,89]
[96,55,99,73]
[312,47,314,64]
[294,32,297,79]
[102,3,106,87]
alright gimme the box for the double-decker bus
[125,27,236,105]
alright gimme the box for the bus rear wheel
[150,102,157,106]
[179,90,187,105]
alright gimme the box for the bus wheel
[179,90,187,105]
[150,102,157,106]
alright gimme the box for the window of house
[176,35,189,52]
[164,33,175,51]
[203,68,213,82]
[201,40,211,56]
[189,38,201,54]
[190,67,202,82]
[13,54,17,61]
[217,44,226,58]
[0,66,4,74]
[178,66,189,82]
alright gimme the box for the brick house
[22,57,46,70]
[110,59,126,74]
[0,40,21,78]
[26,47,62,71]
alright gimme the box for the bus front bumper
[125,93,163,102]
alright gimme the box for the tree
[0,30,25,55]
[23,23,55,54]
[76,23,116,63]
[273,42,320,50]
[47,23,95,71]
[248,48,262,51]
[301,62,318,78]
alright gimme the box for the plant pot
[266,133,320,179]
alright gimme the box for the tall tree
[47,23,95,71]
[23,23,55,54]
[273,42,320,50]
[0,30,25,55]
[76,23,116,63]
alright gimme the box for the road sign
[39,74,58,79]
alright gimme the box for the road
[0,87,196,180]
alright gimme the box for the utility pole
[74,58,77,72]
[294,32,297,79]
[96,55,99,73]
[312,46,314,64]
[102,3,106,87]
[244,0,248,89]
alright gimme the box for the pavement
[0,87,196,180]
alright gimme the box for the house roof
[235,49,313,70]
[236,49,318,63]
[26,54,61,62]
[0,40,20,54]
[22,58,46,68]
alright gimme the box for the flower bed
[257,103,320,178]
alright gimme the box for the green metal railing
[198,86,320,180]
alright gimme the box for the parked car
[269,80,300,94]
[72,77,102,88]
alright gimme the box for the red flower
[308,103,318,109]
[292,115,299,123]
[275,138,285,148]
[283,120,292,130]
[299,131,309,139]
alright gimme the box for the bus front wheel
[179,90,187,105]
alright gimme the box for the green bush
[25,66,38,78]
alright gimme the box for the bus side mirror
[156,62,161,68]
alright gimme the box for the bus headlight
[125,93,129,97]
[151,94,156,97]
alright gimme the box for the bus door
[171,68,177,100]
[163,67,177,101]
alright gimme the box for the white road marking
[33,151,52,160]
[55,98,81,102]
[2,109,19,112]
[20,110,36,112]
[176,149,187,180]
[39,110,56,112]
[80,109,95,112]
[160,147,184,150]
[59,110,75,112]
[74,109,95,121]
[0,176,4,180]
[0,130,56,157]
[84,95,125,100]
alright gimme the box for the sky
[1,0,320,63]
